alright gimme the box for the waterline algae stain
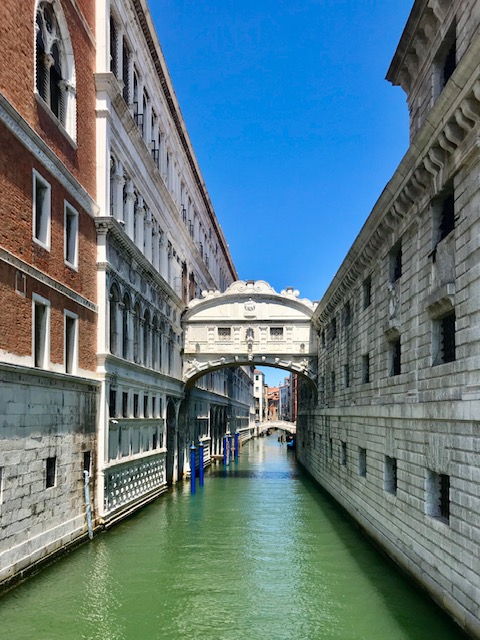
[0,436,465,639]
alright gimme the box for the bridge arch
[182,280,318,389]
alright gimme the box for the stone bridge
[182,280,317,386]
[257,420,296,436]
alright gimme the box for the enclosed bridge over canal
[182,279,318,387]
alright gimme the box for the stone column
[135,195,145,252]
[159,232,168,282]
[152,222,159,272]
[144,208,153,262]
[124,179,135,240]
[111,163,125,223]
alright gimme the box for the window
[362,275,372,309]
[321,330,326,348]
[343,301,352,327]
[110,15,119,77]
[152,396,157,418]
[122,391,128,418]
[329,318,337,341]
[270,327,284,341]
[358,448,366,477]
[340,441,347,466]
[435,25,456,97]
[33,171,51,249]
[64,203,78,268]
[426,470,450,524]
[35,1,76,138]
[384,456,397,495]
[133,393,139,418]
[218,327,231,341]
[389,240,402,283]
[329,438,333,458]
[433,190,455,248]
[143,310,151,367]
[109,285,120,356]
[433,310,456,365]
[133,302,141,363]
[64,310,78,374]
[361,354,370,384]
[122,294,131,359]
[46,456,56,488]
[122,40,130,103]
[143,394,149,418]
[83,451,91,475]
[389,336,401,376]
[33,294,50,369]
[109,388,117,417]
[343,364,350,388]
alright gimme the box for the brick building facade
[0,0,98,587]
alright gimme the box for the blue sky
[151,1,413,386]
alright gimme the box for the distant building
[267,386,279,420]
[253,369,265,422]
[278,376,292,421]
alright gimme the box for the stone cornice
[0,247,97,313]
[0,93,98,218]
[96,216,184,312]
[185,280,315,318]
[314,37,480,326]
[128,0,238,283]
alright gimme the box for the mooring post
[198,441,204,487]
[229,433,234,464]
[190,443,197,494]
[223,435,228,467]
[234,431,239,462]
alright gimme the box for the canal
[0,434,464,640]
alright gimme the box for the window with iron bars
[426,470,450,524]
[433,310,455,365]
[218,327,231,341]
[269,327,284,341]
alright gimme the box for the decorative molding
[0,248,97,313]
[426,284,455,318]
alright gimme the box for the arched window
[35,0,76,139]
[109,284,121,355]
[122,293,131,359]
[109,156,116,217]
[159,321,164,372]
[168,328,174,375]
[143,309,151,367]
[152,316,159,370]
[133,302,142,364]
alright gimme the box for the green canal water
[0,435,464,640]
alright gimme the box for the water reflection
[78,541,126,640]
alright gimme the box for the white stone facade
[94,0,254,525]
[297,1,480,636]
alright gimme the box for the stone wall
[0,364,97,588]
[298,1,480,636]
